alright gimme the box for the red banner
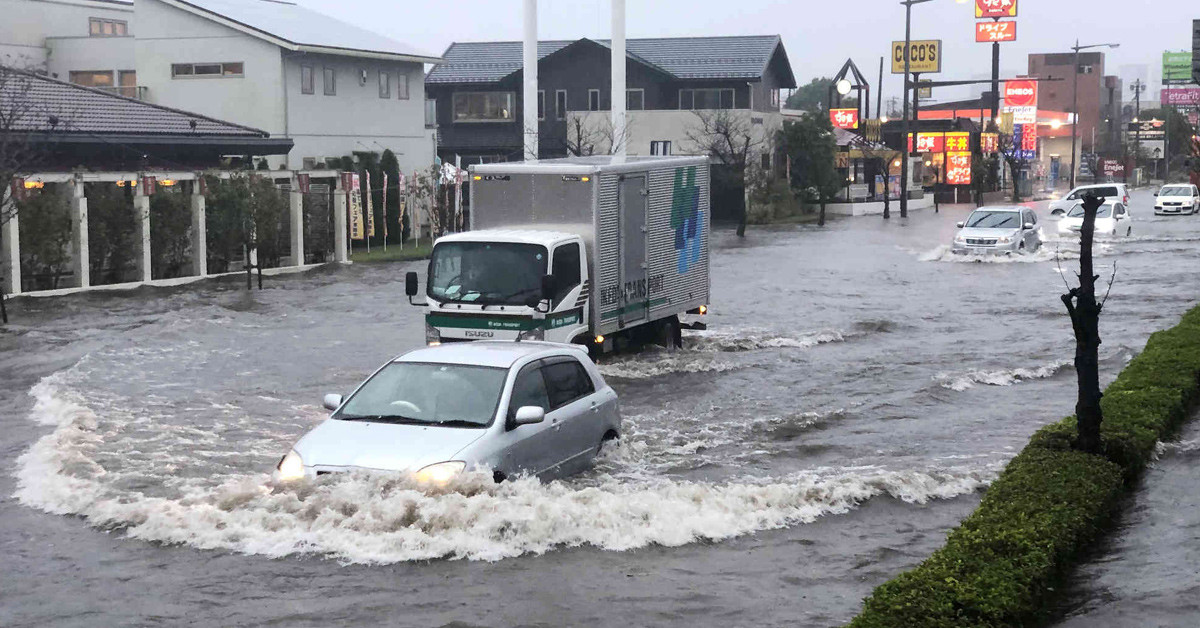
[297,173,311,194]
[908,133,946,153]
[980,133,999,154]
[944,132,971,152]
[830,108,860,130]
[1022,124,1038,152]
[975,0,1017,18]
[946,152,972,185]
[976,21,1016,43]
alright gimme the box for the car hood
[293,418,488,472]
[1059,215,1115,229]
[956,227,1021,238]
[1157,196,1193,203]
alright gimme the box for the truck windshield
[428,241,548,306]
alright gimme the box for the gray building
[0,0,442,173]
[425,36,796,164]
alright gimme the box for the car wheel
[597,431,620,455]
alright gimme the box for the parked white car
[1050,184,1130,216]
[1057,200,1133,236]
[1153,184,1200,216]
[274,341,621,485]
[952,206,1043,255]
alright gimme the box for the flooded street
[3,188,1200,627]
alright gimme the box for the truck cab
[420,230,591,346]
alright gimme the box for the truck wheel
[656,316,682,350]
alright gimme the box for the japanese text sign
[975,0,1017,18]
[980,132,999,154]
[830,108,860,130]
[946,153,972,185]
[945,133,971,152]
[908,132,945,153]
[976,21,1016,43]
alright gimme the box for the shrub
[849,304,1200,627]
[149,188,192,279]
[17,189,73,291]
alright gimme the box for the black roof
[427,35,795,87]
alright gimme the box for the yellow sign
[892,40,943,74]
[998,112,1015,135]
[945,132,971,152]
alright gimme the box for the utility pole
[522,0,539,161]
[877,56,884,123]
[898,0,931,218]
[1069,40,1120,189]
[1131,79,1144,177]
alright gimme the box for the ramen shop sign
[830,108,859,130]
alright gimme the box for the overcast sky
[300,0,1195,105]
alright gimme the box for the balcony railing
[89,85,148,100]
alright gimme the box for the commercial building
[0,0,442,173]
[424,35,796,165]
[1027,51,1123,155]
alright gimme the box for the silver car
[275,342,621,485]
[952,207,1043,255]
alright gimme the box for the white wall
[0,0,132,68]
[135,0,285,139]
[44,35,134,82]
[572,109,783,158]
[282,53,433,173]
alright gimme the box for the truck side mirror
[405,272,419,297]
[541,274,557,302]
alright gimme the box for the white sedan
[1057,200,1133,237]
[275,341,621,485]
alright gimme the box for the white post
[522,0,539,161]
[190,180,207,276]
[134,179,151,282]
[611,0,627,158]
[333,176,348,263]
[1,188,19,295]
[70,178,89,288]
[289,175,304,266]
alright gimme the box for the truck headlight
[277,450,305,482]
[425,321,441,346]
[415,461,465,484]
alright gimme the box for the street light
[836,79,853,96]
[899,0,934,218]
[1068,39,1120,189]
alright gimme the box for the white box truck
[406,156,711,354]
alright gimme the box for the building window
[770,89,780,108]
[69,70,114,88]
[650,140,672,156]
[301,65,314,94]
[538,90,545,121]
[1078,64,1094,75]
[397,72,410,100]
[118,70,137,98]
[379,71,390,98]
[452,92,515,122]
[89,18,127,37]
[172,62,244,78]
[761,153,771,170]
[324,67,336,95]
[588,89,601,112]
[555,90,568,120]
[425,98,437,127]
[627,89,644,111]
[679,88,735,110]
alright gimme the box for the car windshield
[965,211,1021,228]
[1066,204,1113,218]
[335,362,507,427]
[1160,186,1191,196]
[428,242,548,306]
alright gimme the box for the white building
[0,0,442,173]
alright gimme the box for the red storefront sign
[830,108,860,130]
[946,152,972,185]
[975,0,1017,18]
[1004,80,1038,107]
[1022,124,1037,152]
[1161,88,1200,106]
[980,132,999,154]
[945,132,971,152]
[908,132,945,153]
[976,21,1017,43]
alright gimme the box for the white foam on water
[917,245,1081,264]
[933,359,1072,391]
[687,329,846,353]
[599,328,846,379]
[15,374,996,564]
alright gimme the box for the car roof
[396,341,586,368]
[1073,184,1125,190]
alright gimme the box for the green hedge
[849,304,1200,627]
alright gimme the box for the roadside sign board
[907,132,945,153]
[891,40,943,74]
[1161,87,1200,106]
[1163,51,1194,85]
[945,132,971,152]
[1003,80,1038,125]
[981,132,999,153]
[976,21,1017,43]
[975,0,1017,18]
[946,153,972,185]
[1099,158,1126,178]
[347,173,364,241]
[830,108,860,129]
[917,82,933,99]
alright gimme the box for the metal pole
[1070,41,1081,189]
[0,279,7,324]
[611,0,626,158]
[877,56,884,121]
[899,1,912,217]
[522,0,539,161]
[991,40,1000,122]
[1165,86,1172,182]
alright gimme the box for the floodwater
[3,188,1199,627]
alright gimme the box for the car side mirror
[323,393,344,411]
[1153,192,1158,196]
[955,222,965,228]
[1023,223,1035,230]
[512,406,545,428]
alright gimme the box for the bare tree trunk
[818,199,826,227]
[1062,192,1105,454]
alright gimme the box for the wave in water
[598,328,846,379]
[917,244,1083,264]
[15,374,995,564]
[933,359,1073,391]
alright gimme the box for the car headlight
[425,321,441,346]
[953,235,966,244]
[415,461,466,484]
[277,450,305,482]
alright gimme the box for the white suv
[1153,184,1200,216]
[1050,184,1130,216]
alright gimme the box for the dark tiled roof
[427,35,787,84]
[1,68,270,137]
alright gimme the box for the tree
[85,182,136,284]
[149,187,191,279]
[380,149,402,243]
[409,165,454,238]
[685,110,763,237]
[782,113,839,226]
[16,188,72,290]
[784,77,857,112]
[1061,192,1110,454]
[563,114,600,157]
[997,124,1030,203]
[1139,107,1196,163]
[854,139,901,219]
